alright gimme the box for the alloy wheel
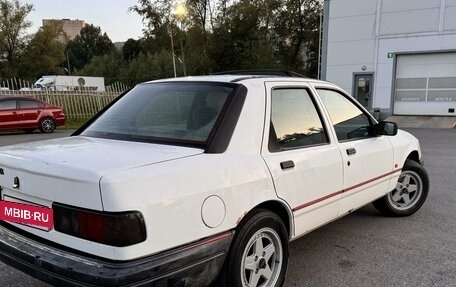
[240,227,283,287]
[387,170,423,211]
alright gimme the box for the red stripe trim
[292,168,402,212]
[182,231,233,251]
[292,190,344,212]
[344,168,402,192]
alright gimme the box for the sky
[26,0,144,42]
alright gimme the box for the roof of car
[147,75,329,85]
[147,75,248,83]
[0,96,42,101]
[211,69,307,78]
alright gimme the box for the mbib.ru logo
[0,201,53,229]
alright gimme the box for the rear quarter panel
[42,107,66,127]
[98,80,286,260]
[99,154,280,260]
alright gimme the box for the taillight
[53,203,146,247]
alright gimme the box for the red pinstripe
[292,168,402,212]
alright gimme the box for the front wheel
[219,209,289,287]
[373,159,429,217]
[39,118,56,133]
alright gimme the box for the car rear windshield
[81,82,236,146]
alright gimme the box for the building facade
[43,19,85,41]
[322,0,456,118]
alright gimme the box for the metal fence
[0,78,129,93]
[0,90,122,119]
[0,78,34,91]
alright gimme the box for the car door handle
[280,160,295,170]
[346,148,357,155]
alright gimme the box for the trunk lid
[0,136,203,210]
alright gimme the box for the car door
[0,99,19,129]
[313,86,396,215]
[18,99,44,128]
[261,82,344,236]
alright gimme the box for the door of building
[353,74,373,109]
[394,52,456,116]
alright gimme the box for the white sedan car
[0,75,429,287]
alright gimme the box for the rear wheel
[373,159,429,217]
[219,209,289,287]
[39,118,56,133]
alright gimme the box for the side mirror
[374,121,398,136]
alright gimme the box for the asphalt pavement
[0,128,455,287]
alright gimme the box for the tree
[274,0,323,77]
[66,24,115,71]
[20,23,66,79]
[122,38,142,61]
[129,1,178,55]
[123,0,323,78]
[187,0,209,32]
[129,0,171,38]
[110,51,174,86]
[0,0,33,77]
[183,26,213,75]
[208,0,277,72]
[79,50,124,85]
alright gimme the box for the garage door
[394,52,456,116]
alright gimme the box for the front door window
[317,89,373,141]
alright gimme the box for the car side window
[0,100,16,110]
[270,88,329,151]
[19,100,42,109]
[316,89,373,141]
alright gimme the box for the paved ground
[385,116,456,129]
[0,128,455,287]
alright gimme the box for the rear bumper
[0,223,233,287]
[55,117,66,127]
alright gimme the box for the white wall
[325,0,456,114]
[444,0,456,31]
[379,9,440,35]
[325,0,377,93]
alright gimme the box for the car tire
[218,209,289,287]
[39,118,56,133]
[373,159,429,217]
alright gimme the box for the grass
[60,117,91,130]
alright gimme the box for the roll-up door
[394,53,456,116]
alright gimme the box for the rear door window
[270,88,329,151]
[19,99,44,109]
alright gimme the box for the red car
[0,97,65,133]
